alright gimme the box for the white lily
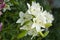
[16,12,25,25]
[16,11,33,25]
[43,11,54,23]
[31,17,45,32]
[27,1,43,17]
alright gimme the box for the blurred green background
[0,0,60,40]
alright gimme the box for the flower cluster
[16,1,54,38]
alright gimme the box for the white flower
[28,29,38,39]
[20,21,39,38]
[16,12,24,25]
[16,11,33,25]
[27,1,54,33]
[31,17,45,32]
[27,1,43,17]
[31,10,54,32]
[16,1,54,38]
[43,11,54,23]
[20,21,32,30]
[3,4,11,12]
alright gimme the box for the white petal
[33,18,36,23]
[31,23,36,29]
[16,18,23,23]
[19,11,24,18]
[41,29,45,31]
[43,11,54,23]
[20,27,25,30]
[21,20,25,25]
[32,1,36,6]
[20,26,27,30]
[36,25,40,32]
[27,10,31,14]
[27,3,30,9]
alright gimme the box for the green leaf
[39,31,45,37]
[44,31,49,37]
[17,30,27,39]
[45,23,52,28]
[39,31,49,38]
[10,0,19,5]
